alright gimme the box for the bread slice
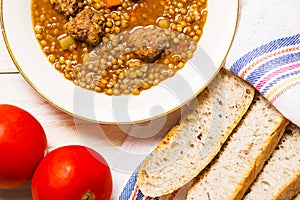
[136,68,255,197]
[243,123,300,200]
[187,93,289,200]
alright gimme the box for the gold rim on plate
[0,0,239,124]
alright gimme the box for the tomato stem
[82,191,95,200]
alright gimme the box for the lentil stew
[31,0,207,96]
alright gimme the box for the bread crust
[231,121,288,200]
[243,123,300,200]
[186,93,289,200]
[276,170,300,200]
[137,69,255,197]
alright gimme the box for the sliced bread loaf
[243,123,300,200]
[187,93,289,200]
[136,68,255,197]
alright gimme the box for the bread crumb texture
[243,123,300,200]
[187,93,289,200]
[137,69,255,197]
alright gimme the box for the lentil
[31,0,207,96]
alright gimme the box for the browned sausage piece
[51,0,85,17]
[128,26,170,62]
[66,8,106,46]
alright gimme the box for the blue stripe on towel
[245,52,300,85]
[230,34,300,75]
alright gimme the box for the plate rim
[0,0,240,124]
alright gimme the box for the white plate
[0,0,239,124]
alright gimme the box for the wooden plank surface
[0,73,183,199]
[0,35,17,73]
[0,10,186,199]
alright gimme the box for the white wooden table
[0,33,185,199]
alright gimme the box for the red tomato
[0,104,47,188]
[31,145,113,200]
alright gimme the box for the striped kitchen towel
[229,34,300,117]
[118,32,300,200]
[118,0,300,199]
